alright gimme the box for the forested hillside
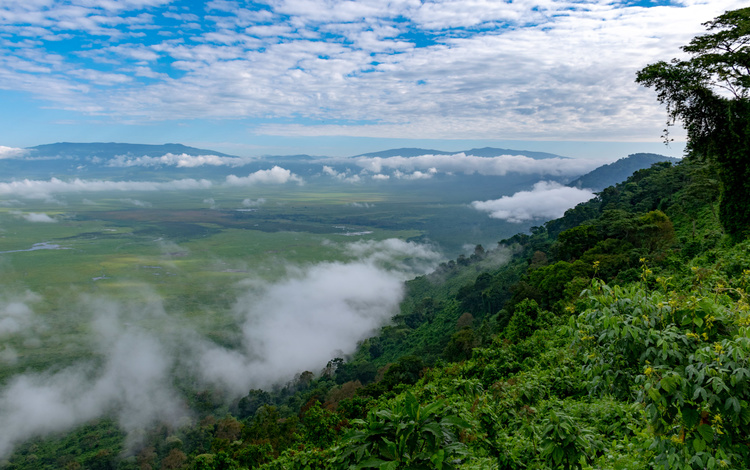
[567,153,679,191]
[5,7,750,470]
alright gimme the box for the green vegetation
[9,121,749,469]
[567,153,678,191]
[4,8,750,470]
[636,7,750,239]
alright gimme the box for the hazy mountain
[1,143,242,180]
[16,143,568,166]
[461,147,566,159]
[353,148,454,158]
[567,153,680,191]
[28,142,238,159]
[260,154,318,161]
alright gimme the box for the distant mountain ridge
[28,142,237,159]
[568,153,680,191]
[22,142,568,162]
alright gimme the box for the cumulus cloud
[226,166,303,185]
[393,168,436,180]
[0,178,212,199]
[471,181,596,223]
[322,165,361,183]
[108,153,253,168]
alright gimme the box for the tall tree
[636,7,750,239]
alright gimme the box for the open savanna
[0,185,518,382]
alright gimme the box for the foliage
[336,391,470,469]
[576,276,750,469]
[636,7,750,239]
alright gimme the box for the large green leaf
[697,424,714,442]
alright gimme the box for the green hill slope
[568,153,680,191]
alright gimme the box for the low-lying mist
[0,239,441,459]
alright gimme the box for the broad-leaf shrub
[336,391,470,469]
[576,279,750,469]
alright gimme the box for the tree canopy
[636,7,750,239]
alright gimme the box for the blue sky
[0,0,743,158]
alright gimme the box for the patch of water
[0,242,70,254]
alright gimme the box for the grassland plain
[0,184,520,385]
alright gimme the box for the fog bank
[0,239,440,458]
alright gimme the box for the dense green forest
[6,7,750,470]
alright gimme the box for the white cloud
[119,198,152,207]
[23,212,57,223]
[0,0,745,141]
[393,168,436,180]
[342,238,442,275]
[192,240,441,394]
[195,260,405,393]
[353,153,602,177]
[0,178,212,198]
[11,211,57,223]
[322,165,361,183]
[0,308,186,459]
[108,153,254,168]
[0,291,42,337]
[471,180,596,222]
[0,146,27,159]
[0,200,23,207]
[0,346,17,365]
[241,197,266,207]
[226,166,303,185]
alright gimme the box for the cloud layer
[107,153,254,168]
[0,166,304,198]
[0,0,745,140]
[471,180,595,222]
[351,153,603,178]
[0,178,212,199]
